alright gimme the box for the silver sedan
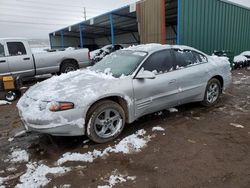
[17,44,232,143]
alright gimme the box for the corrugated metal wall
[179,0,250,55]
[137,0,165,44]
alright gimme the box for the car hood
[24,69,118,104]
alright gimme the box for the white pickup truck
[0,38,90,78]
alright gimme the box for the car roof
[123,43,207,56]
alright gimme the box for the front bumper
[17,95,86,136]
[23,121,85,136]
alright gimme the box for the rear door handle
[23,57,30,61]
[169,79,177,84]
[0,60,6,63]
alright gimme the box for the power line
[14,0,110,12]
[0,3,85,14]
[0,19,69,26]
[0,13,83,22]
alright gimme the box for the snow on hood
[23,69,116,103]
[234,55,248,63]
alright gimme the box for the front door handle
[169,79,177,84]
[23,57,30,61]
[0,60,6,63]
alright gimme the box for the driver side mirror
[136,70,156,79]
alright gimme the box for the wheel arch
[211,75,224,91]
[60,58,79,71]
[86,95,131,124]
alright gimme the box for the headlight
[48,102,74,112]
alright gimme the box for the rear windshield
[91,50,147,77]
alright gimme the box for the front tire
[86,100,125,143]
[201,78,221,107]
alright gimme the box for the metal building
[50,0,250,55]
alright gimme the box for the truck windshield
[0,43,4,57]
[91,50,147,77]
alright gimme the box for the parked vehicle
[0,38,90,78]
[233,51,250,69]
[90,44,123,64]
[17,44,232,143]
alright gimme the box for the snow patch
[230,123,244,129]
[152,126,165,132]
[57,129,150,165]
[15,163,70,188]
[98,170,136,188]
[168,108,178,113]
[0,100,11,106]
[7,149,29,163]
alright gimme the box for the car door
[6,41,35,77]
[132,50,179,117]
[0,42,10,76]
[173,49,209,104]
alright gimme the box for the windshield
[91,50,147,77]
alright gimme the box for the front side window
[0,43,5,57]
[7,42,27,56]
[142,50,174,74]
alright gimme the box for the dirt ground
[0,69,249,188]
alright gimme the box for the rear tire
[201,78,221,107]
[86,100,125,143]
[60,62,78,74]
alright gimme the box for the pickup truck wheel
[60,62,78,74]
[86,100,125,143]
[201,78,221,107]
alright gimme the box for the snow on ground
[0,101,11,106]
[233,74,250,85]
[152,126,165,132]
[57,129,151,165]
[6,148,29,163]
[168,108,178,113]
[15,163,70,188]
[230,123,245,128]
[0,177,6,186]
[234,55,248,63]
[98,170,136,188]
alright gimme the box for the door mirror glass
[136,70,156,79]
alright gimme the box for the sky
[0,0,139,40]
[0,0,249,40]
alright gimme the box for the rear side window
[0,43,4,57]
[174,50,197,69]
[192,51,208,63]
[142,50,174,74]
[7,42,27,56]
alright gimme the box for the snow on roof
[221,0,250,10]
[241,51,250,56]
[124,43,169,52]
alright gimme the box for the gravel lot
[0,69,249,188]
